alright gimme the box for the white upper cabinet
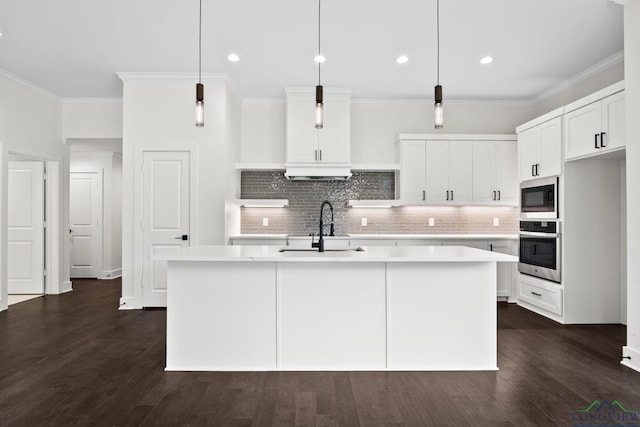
[397,135,515,205]
[564,89,625,161]
[517,115,562,182]
[286,91,351,166]
[425,140,473,203]
[472,140,518,204]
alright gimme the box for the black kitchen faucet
[311,200,335,252]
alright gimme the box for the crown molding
[116,72,228,81]
[0,67,62,100]
[609,0,625,5]
[531,50,624,105]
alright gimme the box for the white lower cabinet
[518,273,563,316]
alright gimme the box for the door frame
[0,143,63,312]
[133,146,197,308]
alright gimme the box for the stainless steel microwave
[520,176,558,219]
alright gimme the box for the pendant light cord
[198,0,202,84]
[318,0,321,85]
[436,0,440,85]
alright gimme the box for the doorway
[69,171,103,278]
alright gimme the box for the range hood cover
[284,166,352,181]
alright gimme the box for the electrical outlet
[361,217,368,227]
[428,218,435,227]
[262,217,269,227]
[493,218,499,227]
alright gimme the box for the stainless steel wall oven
[518,220,561,283]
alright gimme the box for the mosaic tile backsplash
[240,171,518,235]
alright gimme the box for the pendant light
[434,0,443,129]
[315,0,323,129]
[195,0,204,127]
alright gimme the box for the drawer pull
[530,291,542,297]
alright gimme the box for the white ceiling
[0,0,624,101]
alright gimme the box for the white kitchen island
[158,245,517,372]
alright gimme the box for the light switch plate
[493,218,499,227]
[361,217,368,227]
[428,218,435,226]
[262,217,269,227]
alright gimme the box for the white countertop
[156,245,518,263]
[230,234,518,240]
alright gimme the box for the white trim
[62,97,123,103]
[60,281,73,293]
[118,296,136,310]
[117,72,228,82]
[609,0,625,5]
[532,51,624,105]
[0,67,62,100]
[515,107,565,133]
[351,97,531,105]
[239,199,289,208]
[236,163,285,170]
[563,80,625,113]
[396,133,516,142]
[100,269,122,280]
[621,346,640,372]
[351,164,401,171]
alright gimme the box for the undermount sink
[279,247,365,253]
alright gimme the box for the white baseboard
[621,346,640,373]
[100,269,122,280]
[61,281,73,293]
[118,296,138,310]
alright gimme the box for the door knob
[174,235,188,240]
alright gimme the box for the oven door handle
[519,231,561,238]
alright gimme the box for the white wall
[119,74,235,308]
[239,99,531,166]
[0,72,70,311]
[70,151,123,278]
[62,100,123,139]
[623,0,640,372]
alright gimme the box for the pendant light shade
[196,82,204,127]
[315,84,323,129]
[195,0,204,127]
[434,84,443,129]
[315,0,323,129]
[434,0,443,129]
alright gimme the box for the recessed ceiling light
[480,56,494,65]
[314,55,326,63]
[396,55,409,64]
[227,53,240,62]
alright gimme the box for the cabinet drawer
[519,276,562,315]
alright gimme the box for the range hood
[284,166,352,180]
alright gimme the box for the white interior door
[70,172,102,278]
[142,151,190,307]
[8,161,45,294]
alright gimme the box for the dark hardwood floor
[1,279,639,426]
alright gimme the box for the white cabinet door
[472,141,496,203]
[518,127,539,181]
[318,96,349,164]
[518,117,561,181]
[565,101,602,160]
[564,91,625,161]
[399,141,427,202]
[441,240,488,250]
[286,95,317,164]
[8,162,45,294]
[489,241,514,299]
[494,141,518,203]
[449,141,473,203]
[286,93,350,165]
[602,91,625,151]
[425,141,450,203]
[537,117,562,178]
[473,140,517,204]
